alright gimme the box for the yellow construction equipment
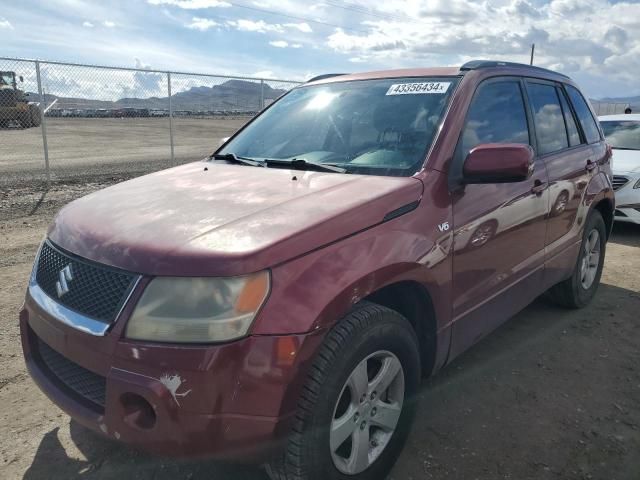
[0,71,41,128]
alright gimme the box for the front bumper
[20,290,324,462]
[613,172,640,224]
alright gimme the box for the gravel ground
[0,117,249,184]
[1,179,639,480]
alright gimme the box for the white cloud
[103,20,116,28]
[226,19,312,34]
[323,0,640,95]
[269,40,289,48]
[291,43,303,49]
[284,22,312,33]
[82,21,94,28]
[253,70,275,78]
[0,17,13,29]
[187,17,219,30]
[227,19,283,33]
[147,0,231,8]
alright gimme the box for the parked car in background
[599,114,640,224]
[21,61,613,480]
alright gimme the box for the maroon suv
[21,61,613,480]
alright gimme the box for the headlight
[634,178,640,189]
[125,272,270,343]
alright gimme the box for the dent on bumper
[20,300,325,461]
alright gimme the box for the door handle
[531,180,547,195]
[586,159,597,172]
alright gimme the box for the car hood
[612,149,640,174]
[49,162,423,276]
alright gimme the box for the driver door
[449,78,550,359]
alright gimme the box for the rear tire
[265,302,421,480]
[546,210,606,308]
[30,105,42,127]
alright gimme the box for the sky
[1,0,640,99]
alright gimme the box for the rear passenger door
[524,80,604,285]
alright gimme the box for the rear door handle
[586,159,597,172]
[531,180,547,195]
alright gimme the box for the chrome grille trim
[612,175,629,191]
[30,240,141,336]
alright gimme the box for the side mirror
[463,143,534,184]
[19,76,24,83]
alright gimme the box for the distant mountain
[590,95,640,111]
[35,79,289,111]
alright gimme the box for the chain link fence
[0,57,301,185]
[592,101,634,116]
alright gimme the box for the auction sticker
[386,82,451,95]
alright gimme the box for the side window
[557,88,581,147]
[566,85,601,144]
[460,81,530,158]
[527,82,569,155]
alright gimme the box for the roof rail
[306,73,348,83]
[460,60,570,79]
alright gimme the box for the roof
[459,60,570,79]
[598,114,640,121]
[306,59,570,85]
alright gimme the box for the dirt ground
[0,117,249,183]
[0,179,639,480]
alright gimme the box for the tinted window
[558,89,581,147]
[527,83,569,155]
[461,81,529,158]
[601,121,640,150]
[566,85,601,144]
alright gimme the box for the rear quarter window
[566,85,601,144]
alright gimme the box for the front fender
[251,199,453,337]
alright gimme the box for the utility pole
[530,44,535,65]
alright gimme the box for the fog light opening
[121,393,156,430]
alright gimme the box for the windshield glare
[601,121,640,150]
[219,77,458,176]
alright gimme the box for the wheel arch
[363,280,438,377]
[592,197,614,239]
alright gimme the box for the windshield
[601,121,640,150]
[219,77,458,176]
[0,72,15,86]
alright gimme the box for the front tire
[266,303,421,480]
[18,110,32,128]
[546,210,606,308]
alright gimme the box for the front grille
[35,334,106,410]
[612,175,629,191]
[35,241,138,323]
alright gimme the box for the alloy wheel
[580,229,601,290]
[330,350,405,475]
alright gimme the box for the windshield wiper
[264,158,347,173]
[212,152,265,167]
[611,147,638,151]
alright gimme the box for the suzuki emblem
[55,264,74,298]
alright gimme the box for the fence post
[35,60,51,183]
[167,72,175,166]
[260,79,265,110]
